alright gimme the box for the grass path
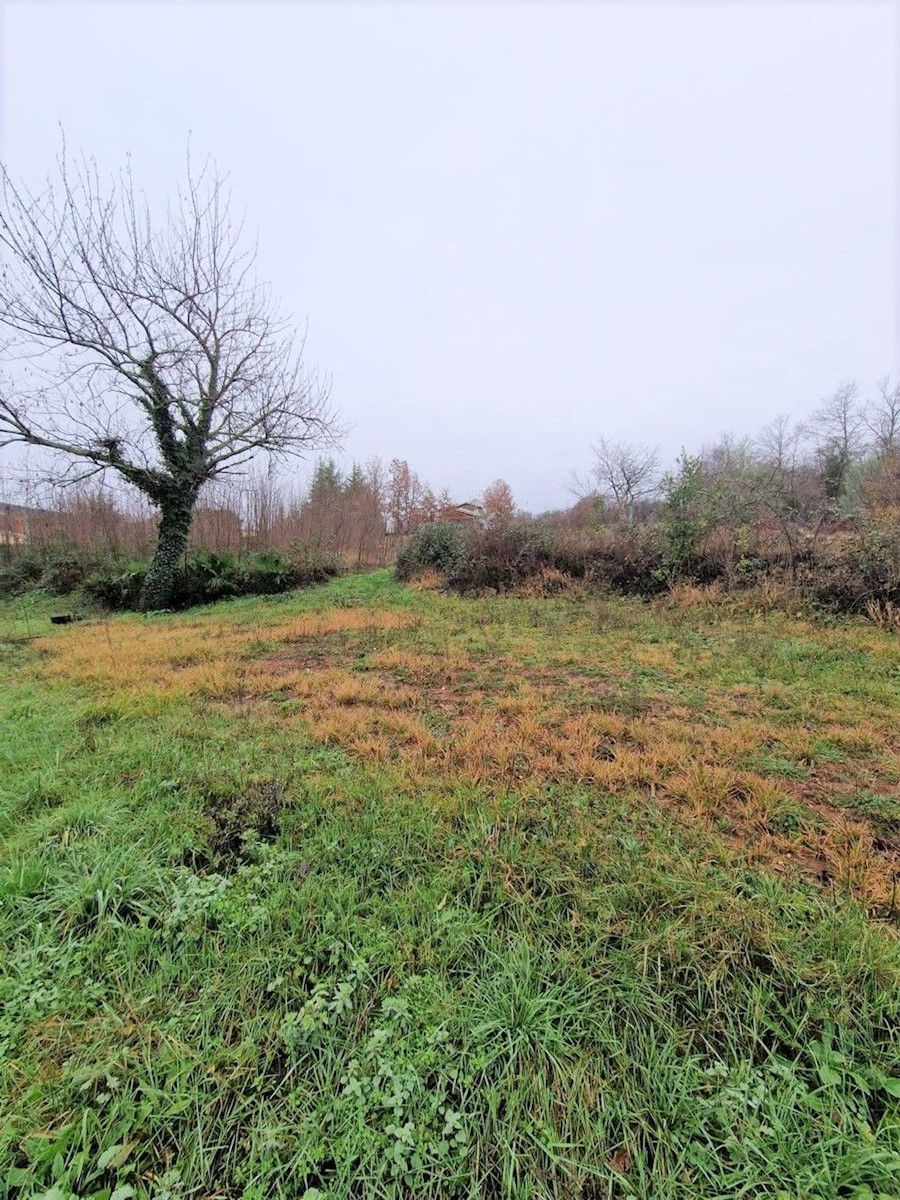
[1,574,899,1198]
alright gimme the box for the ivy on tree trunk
[141,493,196,611]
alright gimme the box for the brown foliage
[482,478,516,521]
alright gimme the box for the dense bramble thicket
[395,432,900,617]
[395,515,900,616]
[395,522,470,582]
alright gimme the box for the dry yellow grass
[33,589,900,912]
[37,608,413,693]
[406,569,445,592]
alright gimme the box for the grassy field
[1,573,899,1200]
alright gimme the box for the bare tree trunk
[141,493,195,610]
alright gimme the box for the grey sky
[1,1,897,511]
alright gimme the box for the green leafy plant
[660,451,706,581]
[396,521,469,581]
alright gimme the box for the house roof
[438,501,487,523]
[0,502,54,521]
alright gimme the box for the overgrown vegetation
[1,573,899,1197]
[395,522,468,582]
[0,545,342,611]
[396,500,900,618]
[388,384,900,620]
[5,378,900,620]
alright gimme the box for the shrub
[83,544,343,611]
[0,552,44,596]
[0,546,104,596]
[403,520,671,598]
[182,551,241,604]
[580,524,669,595]
[398,511,900,620]
[38,549,101,595]
[446,522,556,593]
[83,562,148,611]
[660,452,706,581]
[396,522,469,581]
[238,550,294,596]
[807,524,900,614]
[285,542,344,587]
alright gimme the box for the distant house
[0,503,57,547]
[439,500,487,525]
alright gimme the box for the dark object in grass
[203,779,285,870]
[50,614,75,624]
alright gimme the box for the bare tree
[590,437,659,523]
[756,414,805,477]
[0,146,337,608]
[865,375,900,455]
[804,381,866,502]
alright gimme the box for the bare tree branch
[590,437,659,521]
[864,375,900,454]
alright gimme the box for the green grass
[1,574,899,1199]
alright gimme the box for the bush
[83,544,343,611]
[0,553,44,596]
[39,548,102,594]
[396,519,671,597]
[238,550,294,596]
[580,524,669,595]
[0,546,103,596]
[284,543,344,587]
[82,561,148,610]
[396,522,469,581]
[806,524,900,614]
[445,522,558,593]
[425,520,670,597]
[397,507,900,620]
[182,551,242,603]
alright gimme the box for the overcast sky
[1,1,897,511]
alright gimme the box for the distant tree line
[6,373,900,623]
[0,455,520,573]
[396,378,900,620]
[559,378,900,577]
